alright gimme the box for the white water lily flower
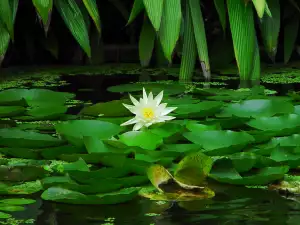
[121,88,177,131]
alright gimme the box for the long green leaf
[139,16,156,66]
[250,40,260,81]
[54,0,91,57]
[259,0,280,61]
[0,0,14,40]
[189,0,211,80]
[143,0,164,31]
[0,0,18,61]
[213,0,226,32]
[32,0,53,31]
[179,0,197,82]
[252,0,266,18]
[284,14,299,64]
[83,0,101,34]
[227,0,256,80]
[127,0,144,25]
[159,0,181,62]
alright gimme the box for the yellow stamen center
[142,107,155,119]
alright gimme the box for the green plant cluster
[0,84,300,205]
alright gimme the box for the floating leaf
[119,131,163,150]
[0,128,65,148]
[0,198,35,205]
[0,106,25,118]
[41,187,141,204]
[83,136,109,153]
[183,130,254,155]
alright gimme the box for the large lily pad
[270,146,300,168]
[0,89,75,106]
[173,101,223,118]
[0,106,26,117]
[41,186,141,204]
[55,120,122,147]
[80,99,132,117]
[0,128,65,148]
[0,147,40,159]
[183,130,255,156]
[0,180,43,195]
[219,99,294,118]
[247,114,300,135]
[209,158,289,185]
[119,131,163,150]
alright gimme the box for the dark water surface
[3,73,300,225]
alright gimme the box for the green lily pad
[219,99,294,118]
[40,145,85,159]
[270,146,300,168]
[56,158,90,172]
[173,101,223,118]
[0,165,48,181]
[41,186,141,204]
[206,117,249,129]
[16,105,68,121]
[183,130,255,156]
[0,180,43,195]
[186,121,221,132]
[0,198,36,205]
[80,99,132,117]
[0,212,11,219]
[209,158,289,185]
[83,136,109,153]
[0,128,65,148]
[0,106,26,117]
[227,152,257,173]
[55,120,122,147]
[119,131,163,150]
[0,204,25,212]
[0,147,40,159]
[160,144,201,153]
[247,114,300,135]
[271,134,300,147]
[0,88,75,106]
[107,83,186,95]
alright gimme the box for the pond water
[2,69,300,225]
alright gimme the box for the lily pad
[209,158,289,185]
[80,99,132,117]
[173,101,223,118]
[247,114,300,135]
[0,147,40,159]
[0,128,65,148]
[40,145,85,159]
[0,212,11,219]
[41,186,141,204]
[0,106,26,117]
[119,131,163,150]
[219,99,294,118]
[55,120,122,147]
[0,88,75,106]
[0,198,36,205]
[0,180,43,195]
[183,130,255,156]
[270,146,300,168]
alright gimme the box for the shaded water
[2,72,300,225]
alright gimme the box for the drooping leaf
[227,0,257,80]
[259,0,280,61]
[54,0,91,57]
[214,0,226,32]
[139,15,156,67]
[179,0,197,81]
[127,0,144,25]
[159,0,181,62]
[252,0,266,18]
[32,0,53,30]
[189,0,211,80]
[143,0,164,31]
[82,0,101,34]
[284,14,299,64]
[0,0,14,40]
[174,152,213,186]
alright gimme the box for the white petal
[145,122,153,127]
[161,107,177,116]
[161,115,176,121]
[148,92,154,102]
[122,103,137,114]
[129,95,139,106]
[133,122,144,131]
[154,90,164,106]
[142,88,148,104]
[155,103,167,115]
[120,118,138,126]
